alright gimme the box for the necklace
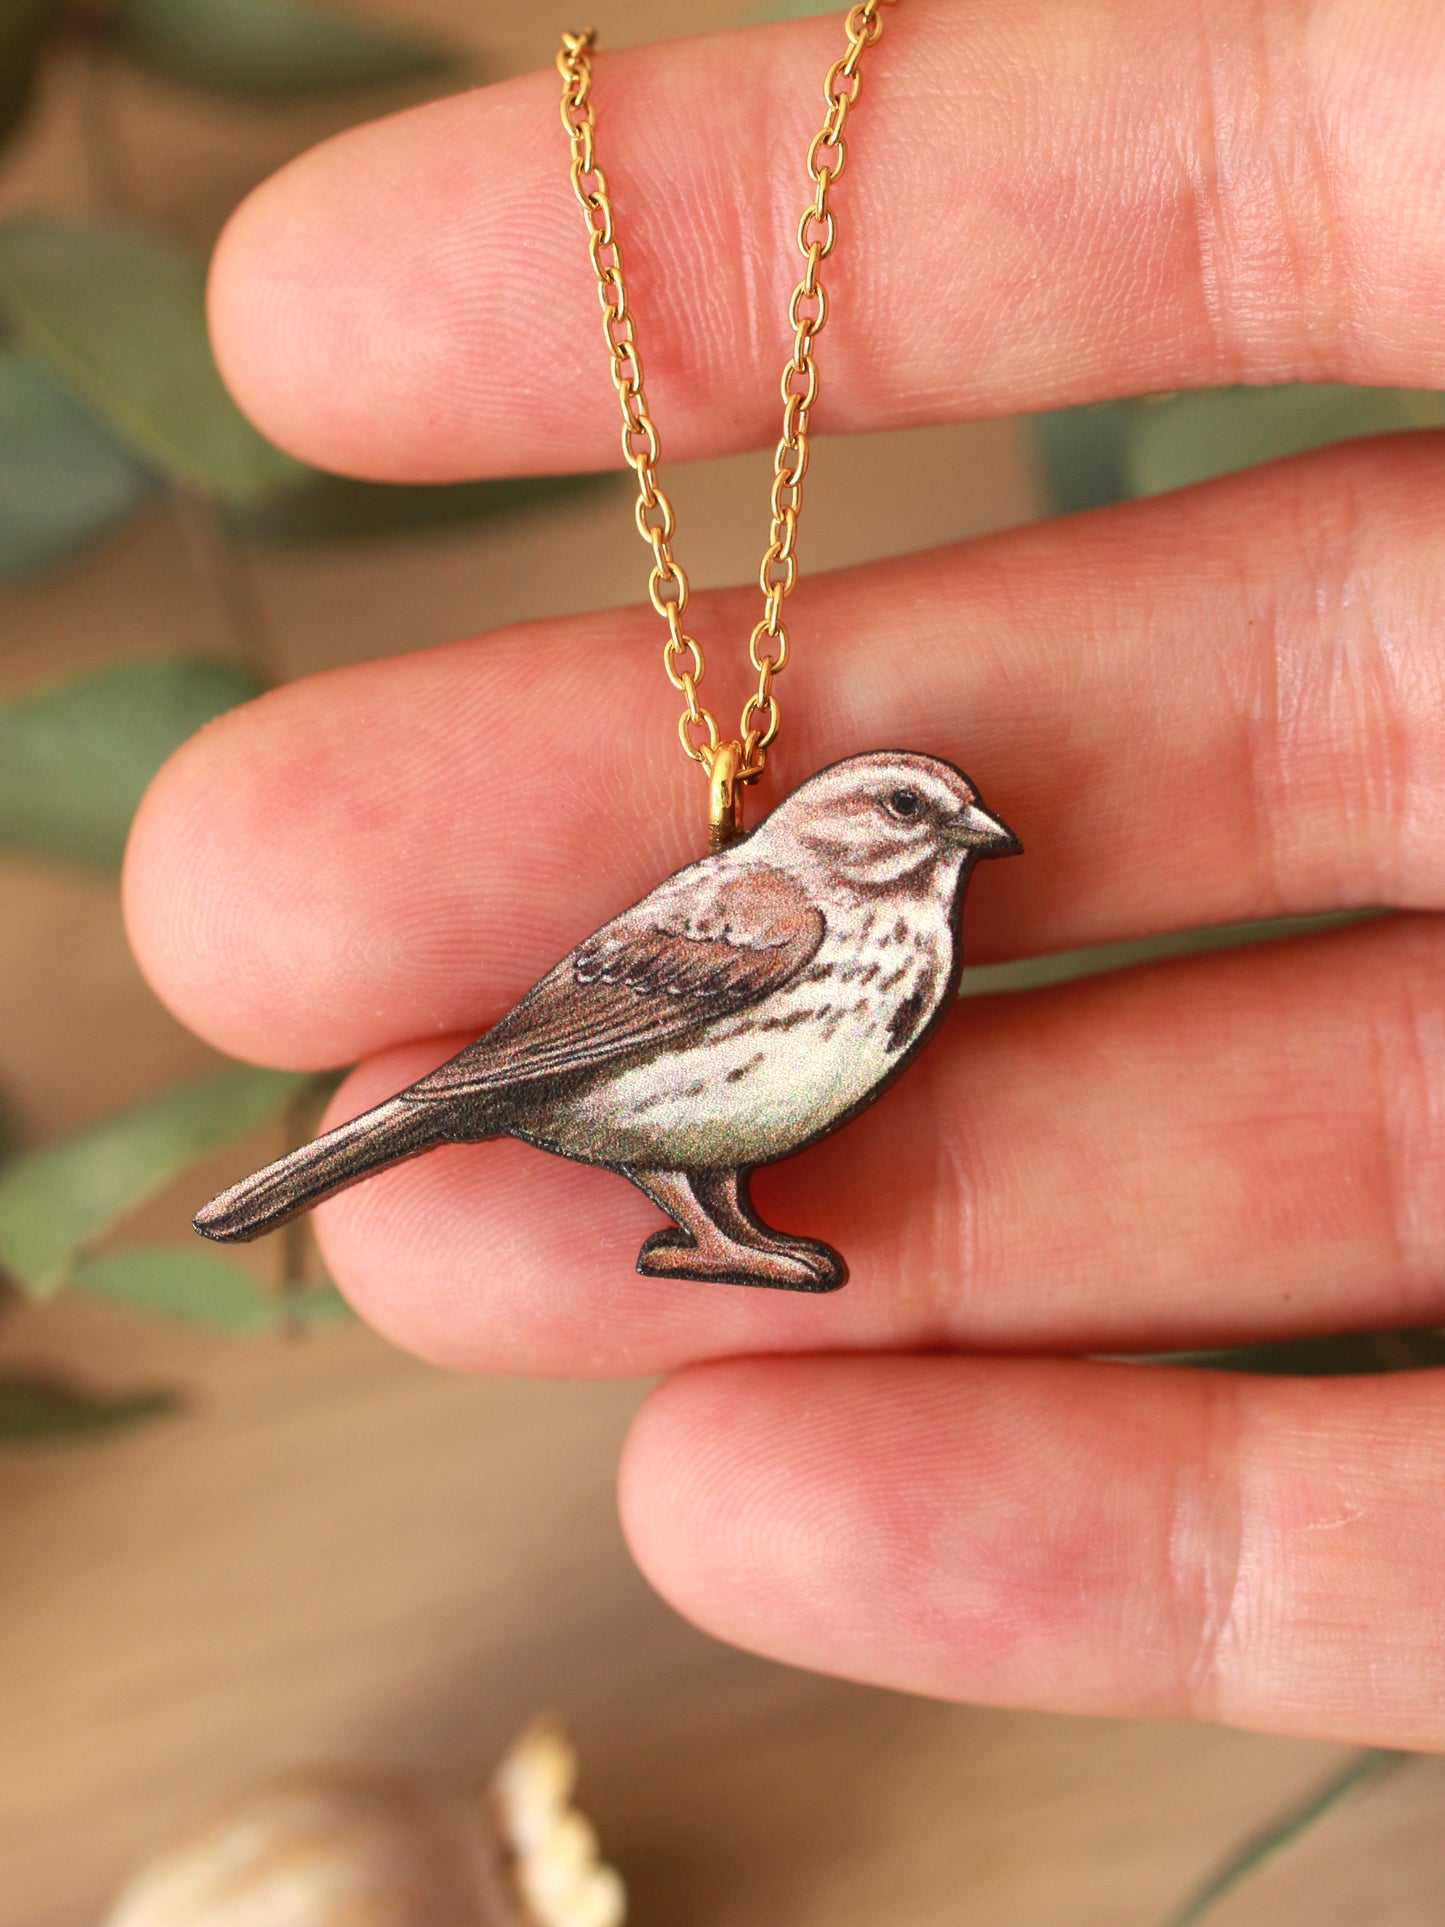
[195,3,1021,1294]
[558,10,880,851]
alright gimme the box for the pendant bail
[707,740,747,853]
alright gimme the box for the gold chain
[557,4,895,839]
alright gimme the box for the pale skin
[122,0,1445,1747]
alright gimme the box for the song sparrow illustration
[195,751,1019,1291]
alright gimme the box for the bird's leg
[691,1168,847,1291]
[629,1167,846,1294]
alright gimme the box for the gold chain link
[557,3,894,808]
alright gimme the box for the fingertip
[123,686,302,1064]
[615,1374,674,1575]
[617,1366,718,1565]
[618,1362,771,1643]
[208,120,409,477]
[620,1355,1195,1709]
[206,82,571,481]
[618,1357,890,1663]
[208,160,312,469]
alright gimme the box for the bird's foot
[637,1227,845,1294]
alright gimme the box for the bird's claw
[636,1227,846,1293]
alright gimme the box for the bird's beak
[943,801,1022,857]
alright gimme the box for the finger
[208,0,1445,480]
[126,438,1445,1066]
[304,916,1445,1376]
[620,1353,1445,1747]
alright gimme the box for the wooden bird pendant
[196,751,1019,1292]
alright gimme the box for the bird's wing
[404,862,825,1102]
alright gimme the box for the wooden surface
[8,1293,1445,1927]
[3,7,1444,1924]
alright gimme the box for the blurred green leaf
[1130,384,1445,498]
[70,1244,352,1332]
[0,351,155,580]
[0,656,265,867]
[1029,403,1134,516]
[117,0,453,96]
[0,1371,178,1444]
[233,468,612,544]
[0,0,51,150]
[958,910,1375,999]
[1033,386,1445,516]
[1159,1328,1445,1377]
[0,216,310,504]
[0,1065,316,1296]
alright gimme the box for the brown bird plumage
[194,751,1019,1291]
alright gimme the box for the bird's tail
[194,1096,440,1243]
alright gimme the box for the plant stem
[1165,1749,1405,1927]
[76,33,136,218]
[169,490,280,687]
[73,34,284,693]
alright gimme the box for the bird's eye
[884,787,923,821]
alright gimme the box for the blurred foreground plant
[0,0,600,1438]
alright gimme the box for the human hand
[124,0,1445,1749]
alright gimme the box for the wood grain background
[3,5,1442,1922]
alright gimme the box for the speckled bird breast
[521,892,956,1171]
